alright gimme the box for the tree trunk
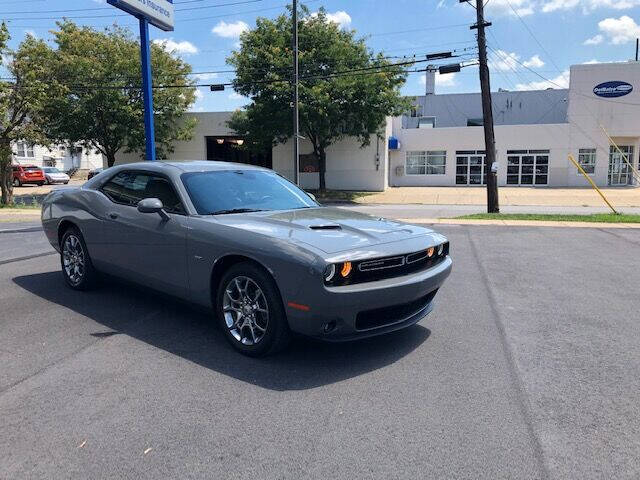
[0,142,14,206]
[318,147,327,192]
[106,151,116,168]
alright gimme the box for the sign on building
[107,0,175,32]
[593,81,633,98]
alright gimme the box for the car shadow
[13,272,431,391]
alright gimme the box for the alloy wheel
[222,276,269,345]
[62,234,85,286]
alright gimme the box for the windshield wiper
[209,208,266,215]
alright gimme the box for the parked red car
[12,165,46,187]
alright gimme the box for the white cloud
[516,70,570,90]
[583,59,601,64]
[194,72,218,82]
[541,0,580,12]
[542,0,640,12]
[23,29,38,39]
[486,0,535,17]
[194,89,204,100]
[212,21,249,39]
[436,72,458,87]
[153,38,198,55]
[490,50,521,71]
[310,10,352,29]
[523,54,545,68]
[228,92,244,100]
[419,72,458,89]
[597,15,640,44]
[584,34,604,45]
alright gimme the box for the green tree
[41,21,197,167]
[228,6,409,190]
[0,26,52,205]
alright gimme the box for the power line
[1,59,478,91]
[503,0,563,74]
[0,0,265,16]
[1,0,320,23]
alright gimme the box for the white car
[42,167,70,185]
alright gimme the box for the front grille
[350,244,449,284]
[355,289,438,331]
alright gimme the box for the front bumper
[286,256,452,341]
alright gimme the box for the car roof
[116,160,270,174]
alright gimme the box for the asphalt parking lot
[1,223,640,479]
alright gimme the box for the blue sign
[107,0,176,161]
[593,81,633,98]
[107,0,174,32]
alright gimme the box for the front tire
[60,226,98,290]
[216,262,291,357]
[13,178,22,187]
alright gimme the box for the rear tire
[13,178,21,187]
[60,226,98,290]
[216,262,291,357]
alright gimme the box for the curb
[400,218,640,229]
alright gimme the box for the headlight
[324,261,353,285]
[324,264,336,282]
[437,243,444,256]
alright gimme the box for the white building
[11,141,104,172]
[115,61,640,190]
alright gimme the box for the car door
[98,170,190,299]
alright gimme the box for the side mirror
[137,198,169,221]
[307,192,317,202]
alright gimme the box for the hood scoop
[309,223,342,231]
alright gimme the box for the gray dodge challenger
[41,161,451,356]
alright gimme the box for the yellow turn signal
[340,261,353,277]
[427,247,435,258]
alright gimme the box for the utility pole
[471,0,499,213]
[292,0,300,185]
[635,38,639,61]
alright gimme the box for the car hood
[208,207,439,255]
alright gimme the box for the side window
[102,171,150,206]
[143,175,185,214]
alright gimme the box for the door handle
[109,213,119,219]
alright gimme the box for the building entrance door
[456,150,487,185]
[608,145,634,186]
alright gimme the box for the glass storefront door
[456,150,487,185]
[506,150,549,185]
[608,145,634,186]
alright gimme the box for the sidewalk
[357,186,640,207]
[0,209,41,222]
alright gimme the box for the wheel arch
[210,254,284,310]
[57,219,79,248]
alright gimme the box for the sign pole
[139,17,156,162]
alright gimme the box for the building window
[406,151,446,175]
[577,148,596,174]
[506,149,549,185]
[418,117,436,129]
[16,141,34,158]
[456,150,487,185]
[467,118,484,127]
[410,105,423,118]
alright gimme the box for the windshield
[181,170,318,215]
[44,168,61,173]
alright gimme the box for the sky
[2,0,640,112]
